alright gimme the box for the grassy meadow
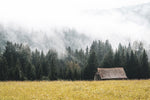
[0,80,150,100]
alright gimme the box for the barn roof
[96,67,127,79]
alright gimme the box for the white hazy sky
[0,0,150,47]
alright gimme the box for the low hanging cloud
[78,2,150,48]
[0,0,150,52]
[0,24,91,58]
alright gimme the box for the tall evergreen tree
[0,57,8,80]
[14,59,23,80]
[26,63,36,80]
[101,49,114,68]
[114,51,120,67]
[46,50,58,80]
[84,51,98,80]
[126,51,139,78]
[32,49,41,79]
[139,50,149,79]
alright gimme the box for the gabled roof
[96,67,127,79]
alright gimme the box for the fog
[0,0,150,55]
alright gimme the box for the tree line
[0,40,150,81]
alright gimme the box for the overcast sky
[0,0,150,47]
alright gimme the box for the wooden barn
[94,67,127,80]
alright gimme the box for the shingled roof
[94,67,127,80]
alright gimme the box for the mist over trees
[0,25,91,57]
[0,40,150,81]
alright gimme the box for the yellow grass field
[0,80,150,100]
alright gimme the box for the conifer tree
[140,50,149,78]
[101,50,114,68]
[84,51,98,80]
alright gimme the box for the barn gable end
[94,67,127,80]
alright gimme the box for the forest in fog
[0,40,149,80]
